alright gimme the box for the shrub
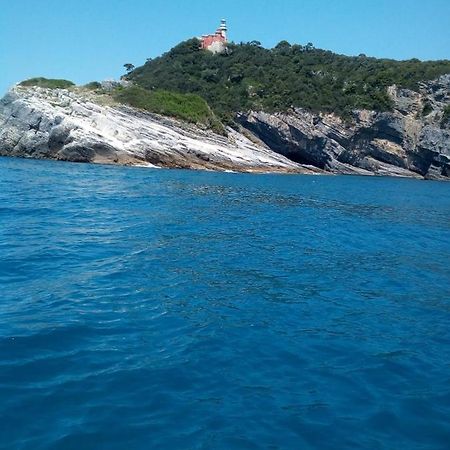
[84,81,102,90]
[19,77,75,89]
[113,86,224,134]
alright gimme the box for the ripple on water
[0,157,450,449]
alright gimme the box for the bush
[83,81,102,90]
[19,77,75,89]
[113,86,225,134]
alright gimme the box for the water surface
[1,157,450,449]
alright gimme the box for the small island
[1,20,449,179]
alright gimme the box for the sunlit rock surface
[0,86,313,174]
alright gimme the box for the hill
[127,39,450,121]
[2,41,449,179]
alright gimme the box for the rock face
[0,86,313,174]
[1,76,449,179]
[237,75,450,180]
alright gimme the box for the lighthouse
[200,19,228,54]
[218,19,228,41]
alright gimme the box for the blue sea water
[0,156,450,450]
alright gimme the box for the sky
[1,0,449,95]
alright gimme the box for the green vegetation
[17,41,450,133]
[113,85,224,133]
[19,77,75,89]
[128,39,450,121]
[123,63,135,73]
[442,105,450,127]
[83,81,102,90]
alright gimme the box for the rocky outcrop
[0,86,315,174]
[1,76,449,179]
[237,75,450,180]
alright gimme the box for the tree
[275,41,292,56]
[126,39,450,120]
[275,40,291,50]
[124,63,135,73]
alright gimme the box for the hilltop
[127,39,450,121]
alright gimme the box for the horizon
[1,0,450,95]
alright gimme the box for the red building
[200,20,228,54]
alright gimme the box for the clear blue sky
[1,0,449,95]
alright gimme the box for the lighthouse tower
[218,19,228,41]
[200,19,228,54]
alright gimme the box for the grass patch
[19,77,75,89]
[113,86,225,134]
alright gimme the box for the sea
[1,156,449,450]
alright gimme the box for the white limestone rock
[0,86,315,174]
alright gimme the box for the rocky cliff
[0,86,313,174]
[0,76,449,179]
[237,75,450,180]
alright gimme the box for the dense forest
[127,39,450,122]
